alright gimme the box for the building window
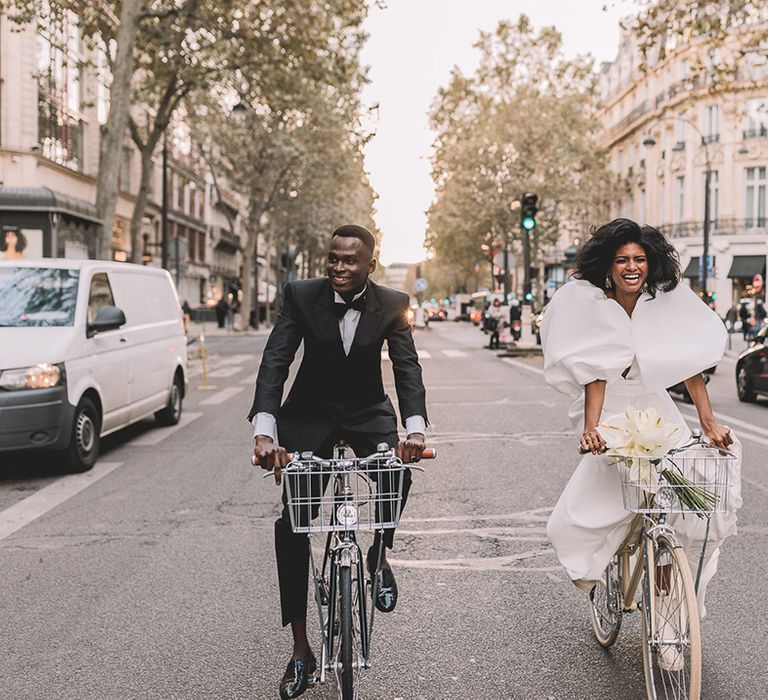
[675,115,686,150]
[745,166,766,227]
[37,12,83,169]
[703,105,719,143]
[706,171,718,226]
[744,98,768,139]
[675,175,685,223]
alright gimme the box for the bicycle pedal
[307,673,319,688]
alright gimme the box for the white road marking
[240,376,257,385]
[500,357,544,375]
[677,406,768,446]
[441,349,467,358]
[129,412,203,446]
[417,349,432,359]
[213,354,253,365]
[0,462,123,541]
[199,386,244,406]
[207,366,243,378]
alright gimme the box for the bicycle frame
[307,443,387,686]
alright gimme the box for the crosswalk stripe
[0,462,123,541]
[417,350,432,359]
[199,386,244,406]
[441,349,466,358]
[208,366,243,378]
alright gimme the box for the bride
[541,218,742,616]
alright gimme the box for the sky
[360,0,639,264]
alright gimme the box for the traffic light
[521,192,538,231]
[524,290,534,302]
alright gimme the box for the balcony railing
[702,133,720,145]
[743,125,768,139]
[659,218,768,239]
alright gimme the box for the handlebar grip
[420,448,436,459]
[251,452,294,466]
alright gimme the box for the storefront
[0,187,100,260]
[728,255,766,302]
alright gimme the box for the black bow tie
[333,295,366,319]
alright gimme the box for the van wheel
[737,365,756,402]
[64,397,100,473]
[155,373,183,426]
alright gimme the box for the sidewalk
[186,320,272,339]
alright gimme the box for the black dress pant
[274,429,411,627]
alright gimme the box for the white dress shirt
[253,285,427,441]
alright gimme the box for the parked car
[736,325,768,403]
[0,260,187,471]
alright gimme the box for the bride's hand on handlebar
[579,427,606,455]
[700,418,733,451]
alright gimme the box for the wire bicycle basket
[616,444,735,516]
[283,455,409,534]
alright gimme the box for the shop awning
[682,257,699,279]
[727,255,766,279]
[0,186,100,223]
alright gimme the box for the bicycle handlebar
[251,447,436,467]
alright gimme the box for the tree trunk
[128,143,156,264]
[94,0,142,260]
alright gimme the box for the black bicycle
[261,441,435,699]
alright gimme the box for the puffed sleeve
[541,280,635,397]
[632,284,727,392]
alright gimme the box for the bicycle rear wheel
[338,565,355,699]
[641,535,701,700]
[588,554,623,647]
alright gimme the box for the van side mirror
[87,306,126,337]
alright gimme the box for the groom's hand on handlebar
[398,432,426,463]
[254,435,289,486]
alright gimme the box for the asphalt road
[0,322,765,699]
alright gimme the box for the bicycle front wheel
[339,565,355,699]
[589,554,623,647]
[641,535,701,700]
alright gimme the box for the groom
[248,224,428,699]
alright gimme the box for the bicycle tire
[641,534,701,700]
[339,565,355,699]
[588,555,623,647]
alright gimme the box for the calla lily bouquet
[600,406,718,516]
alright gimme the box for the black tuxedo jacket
[247,277,427,451]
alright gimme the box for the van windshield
[0,267,80,327]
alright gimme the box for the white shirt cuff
[405,415,427,436]
[252,412,277,442]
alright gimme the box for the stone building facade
[598,28,768,313]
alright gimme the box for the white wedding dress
[541,280,743,615]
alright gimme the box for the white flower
[600,406,681,461]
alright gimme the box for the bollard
[197,331,217,390]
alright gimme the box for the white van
[0,260,187,471]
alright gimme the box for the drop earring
[605,274,612,289]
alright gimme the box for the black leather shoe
[367,547,398,613]
[278,652,317,700]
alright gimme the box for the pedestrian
[249,224,428,700]
[541,218,741,667]
[486,297,504,349]
[724,303,738,334]
[755,298,767,333]
[739,301,751,340]
[181,299,191,334]
[215,296,228,328]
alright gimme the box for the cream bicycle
[587,431,734,700]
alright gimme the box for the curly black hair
[572,218,680,298]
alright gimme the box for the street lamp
[642,117,712,300]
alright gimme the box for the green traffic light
[522,216,536,231]
[524,292,533,301]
